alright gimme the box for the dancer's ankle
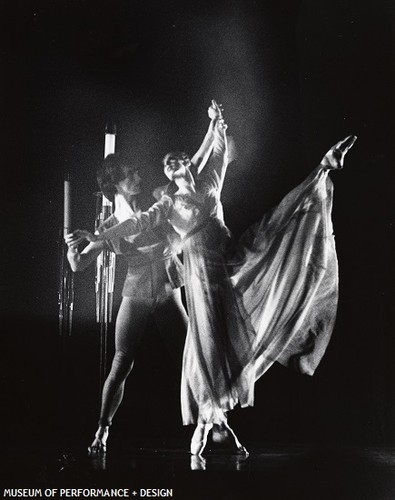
[95,425,109,439]
[190,423,213,456]
[88,426,109,455]
[212,422,249,455]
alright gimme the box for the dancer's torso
[101,195,178,297]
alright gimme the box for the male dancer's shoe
[88,426,109,455]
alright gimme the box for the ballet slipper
[88,426,109,455]
[190,455,207,470]
[321,135,357,170]
[190,423,213,456]
[212,422,249,456]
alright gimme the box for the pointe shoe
[88,426,109,455]
[190,423,213,456]
[321,135,357,170]
[212,422,249,456]
[190,455,207,470]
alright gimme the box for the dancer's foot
[88,426,109,455]
[190,455,207,470]
[212,422,249,455]
[190,423,213,456]
[321,135,357,170]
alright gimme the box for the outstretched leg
[88,297,152,454]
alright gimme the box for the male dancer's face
[116,167,141,196]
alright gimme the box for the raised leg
[321,135,357,170]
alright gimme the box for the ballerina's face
[163,152,191,180]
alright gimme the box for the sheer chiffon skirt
[180,167,338,425]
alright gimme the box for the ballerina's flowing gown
[110,129,339,426]
[178,135,337,425]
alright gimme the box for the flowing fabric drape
[180,166,338,425]
[99,131,340,426]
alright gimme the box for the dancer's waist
[182,216,230,242]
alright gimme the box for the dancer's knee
[109,351,134,379]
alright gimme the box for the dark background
[1,0,394,457]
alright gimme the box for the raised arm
[191,100,225,175]
[198,111,229,192]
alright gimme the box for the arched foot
[212,422,249,456]
[88,426,109,455]
[321,135,357,170]
[190,423,213,456]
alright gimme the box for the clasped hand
[65,229,99,248]
[208,99,227,131]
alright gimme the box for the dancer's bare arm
[66,195,173,247]
[65,238,105,272]
[191,99,226,174]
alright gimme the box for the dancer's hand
[215,117,228,132]
[321,135,357,170]
[65,229,98,247]
[208,99,227,132]
[208,99,223,120]
[65,231,105,271]
[64,231,80,249]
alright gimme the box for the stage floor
[2,440,394,499]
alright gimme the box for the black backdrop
[2,0,394,455]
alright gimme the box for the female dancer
[65,105,225,454]
[69,101,356,456]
